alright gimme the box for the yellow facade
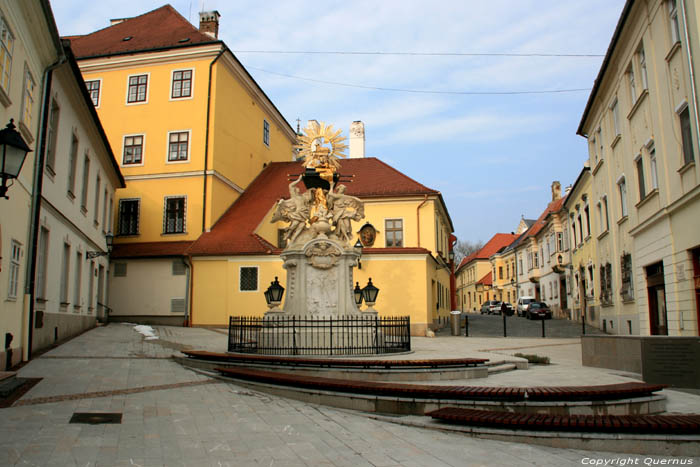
[490,250,517,306]
[456,259,493,313]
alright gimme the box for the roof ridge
[368,157,439,194]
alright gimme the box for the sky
[52,0,626,243]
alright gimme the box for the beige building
[578,0,700,336]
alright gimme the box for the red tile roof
[187,158,443,256]
[524,195,568,239]
[477,272,492,286]
[112,241,193,258]
[66,5,219,59]
[475,233,518,260]
[455,252,478,273]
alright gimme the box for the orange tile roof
[456,251,478,272]
[475,233,518,259]
[187,158,443,256]
[66,5,219,59]
[524,195,568,239]
[112,241,193,258]
[477,272,492,286]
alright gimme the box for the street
[440,314,606,338]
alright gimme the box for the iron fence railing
[228,315,411,355]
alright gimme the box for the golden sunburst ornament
[296,121,348,171]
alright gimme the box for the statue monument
[268,121,371,319]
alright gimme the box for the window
[679,106,695,165]
[0,17,14,92]
[60,243,70,304]
[108,197,113,232]
[172,260,186,276]
[636,156,646,200]
[167,131,189,161]
[588,265,594,297]
[385,219,403,247]
[171,298,185,313]
[498,266,503,280]
[611,99,621,137]
[597,202,603,233]
[73,251,82,308]
[123,135,143,165]
[584,205,590,237]
[577,213,583,244]
[102,188,108,232]
[21,67,35,128]
[85,80,100,106]
[263,120,270,146]
[7,240,21,299]
[534,251,539,268]
[669,0,680,44]
[67,134,78,196]
[637,44,648,90]
[93,175,101,224]
[627,64,636,102]
[649,146,658,190]
[557,232,563,251]
[240,267,258,291]
[596,127,603,161]
[36,227,49,300]
[164,196,186,234]
[80,155,90,211]
[618,178,628,217]
[118,199,139,235]
[600,263,613,305]
[602,196,610,231]
[171,70,192,98]
[127,74,148,103]
[621,253,634,300]
[45,99,60,172]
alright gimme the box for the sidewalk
[1,323,698,466]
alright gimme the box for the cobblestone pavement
[437,313,606,338]
[1,323,698,466]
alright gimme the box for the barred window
[164,197,186,234]
[171,70,192,98]
[240,267,258,291]
[118,199,139,235]
[263,120,270,146]
[127,74,148,103]
[621,254,634,300]
[600,263,613,305]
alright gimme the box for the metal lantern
[0,119,32,199]
[353,282,363,306]
[361,277,379,305]
[267,277,284,303]
[557,254,563,265]
[106,231,114,252]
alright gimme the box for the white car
[516,296,536,317]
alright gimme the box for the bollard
[541,318,546,338]
[465,315,469,337]
[503,310,507,337]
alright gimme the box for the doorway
[646,261,667,335]
[692,248,700,334]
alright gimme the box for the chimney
[110,17,130,26]
[199,11,221,39]
[349,121,365,158]
[551,180,561,201]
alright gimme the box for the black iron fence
[228,315,411,355]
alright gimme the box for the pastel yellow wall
[457,260,493,312]
[208,175,241,229]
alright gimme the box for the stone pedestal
[270,237,371,318]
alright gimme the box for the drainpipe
[185,254,194,327]
[24,51,67,361]
[416,194,428,247]
[201,47,227,233]
[680,0,700,154]
[449,234,457,310]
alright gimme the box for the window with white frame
[127,74,148,103]
[385,219,403,247]
[21,66,35,130]
[123,135,144,165]
[118,199,139,235]
[7,240,21,299]
[60,243,70,304]
[611,98,621,137]
[597,201,603,233]
[637,44,648,90]
[557,232,563,251]
[167,131,189,161]
[584,204,590,237]
[171,69,192,98]
[627,64,636,102]
[80,154,90,211]
[679,105,695,166]
[649,146,658,190]
[73,250,82,308]
[618,177,628,217]
[0,17,14,93]
[669,0,680,44]
[85,80,100,106]
[620,253,634,300]
[163,196,186,234]
[263,119,270,146]
[635,155,646,200]
[45,99,60,172]
[93,175,101,224]
[602,195,610,231]
[240,267,258,291]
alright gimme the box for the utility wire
[247,66,592,95]
[234,50,605,58]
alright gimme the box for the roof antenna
[295,118,301,135]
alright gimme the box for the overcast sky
[52,0,626,243]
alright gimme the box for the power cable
[247,66,591,95]
[234,50,604,58]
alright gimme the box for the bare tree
[453,239,484,266]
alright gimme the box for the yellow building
[577,0,700,336]
[67,6,297,323]
[455,233,517,312]
[563,166,597,327]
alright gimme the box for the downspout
[201,47,227,233]
[24,52,67,361]
[680,0,700,153]
[416,194,428,248]
[183,255,192,327]
[449,234,457,310]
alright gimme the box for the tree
[453,239,484,266]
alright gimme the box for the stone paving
[1,323,699,466]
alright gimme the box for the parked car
[480,300,500,314]
[516,296,536,317]
[501,302,515,316]
[479,302,490,314]
[526,302,552,320]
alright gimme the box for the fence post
[292,316,297,355]
[541,317,546,338]
[329,317,333,356]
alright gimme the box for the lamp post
[361,278,379,314]
[264,277,285,312]
[86,232,114,259]
[0,119,32,199]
